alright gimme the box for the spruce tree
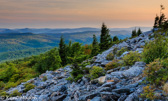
[100,23,112,51]
[59,36,67,66]
[131,29,137,37]
[113,36,119,42]
[153,15,160,28]
[159,13,166,27]
[137,28,142,36]
[91,34,99,56]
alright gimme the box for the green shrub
[66,77,73,82]
[74,74,83,82]
[113,47,118,55]
[0,81,5,90]
[106,53,114,60]
[89,66,104,80]
[23,83,35,93]
[10,89,21,97]
[0,91,8,97]
[105,60,120,70]
[42,76,47,81]
[123,51,141,66]
[141,85,156,100]
[142,36,168,64]
[5,82,17,90]
[69,64,84,82]
[161,58,168,68]
[117,47,128,57]
[143,59,168,86]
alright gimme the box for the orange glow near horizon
[0,0,168,28]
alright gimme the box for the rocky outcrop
[1,31,156,101]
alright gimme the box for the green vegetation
[69,64,84,82]
[143,59,168,86]
[100,23,112,52]
[91,34,99,57]
[10,89,21,97]
[142,35,168,64]
[33,48,62,73]
[141,5,168,100]
[123,51,141,66]
[141,85,156,100]
[0,47,52,63]
[89,66,104,80]
[0,91,8,97]
[59,36,67,66]
[42,76,47,81]
[23,83,35,93]
[105,60,120,70]
[0,48,61,91]
[113,36,119,42]
[116,47,128,57]
[113,47,118,55]
[0,23,131,91]
[106,53,114,60]
[131,28,142,37]
[131,29,137,37]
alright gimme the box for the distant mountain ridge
[0,27,151,62]
[0,27,151,34]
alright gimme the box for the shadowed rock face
[1,31,164,101]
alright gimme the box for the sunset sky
[0,0,168,28]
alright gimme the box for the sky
[0,0,168,28]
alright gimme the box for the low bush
[74,74,83,82]
[10,89,21,97]
[143,59,168,86]
[116,47,128,57]
[123,51,141,66]
[66,77,73,82]
[69,64,84,82]
[42,76,47,81]
[0,91,8,97]
[5,82,17,90]
[113,47,118,55]
[105,60,120,70]
[23,83,35,93]
[106,53,114,60]
[89,66,104,80]
[142,35,168,64]
[141,85,156,100]
[0,81,5,90]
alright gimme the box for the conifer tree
[113,36,119,42]
[137,28,142,36]
[159,13,166,27]
[131,29,137,37]
[153,15,160,28]
[91,34,99,56]
[100,23,112,51]
[59,36,67,66]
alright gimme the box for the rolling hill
[0,27,151,62]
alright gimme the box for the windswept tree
[159,13,166,27]
[100,23,112,51]
[137,28,142,36]
[91,34,99,56]
[153,15,160,28]
[59,36,67,66]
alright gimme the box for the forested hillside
[0,28,132,62]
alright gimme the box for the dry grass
[163,83,168,94]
